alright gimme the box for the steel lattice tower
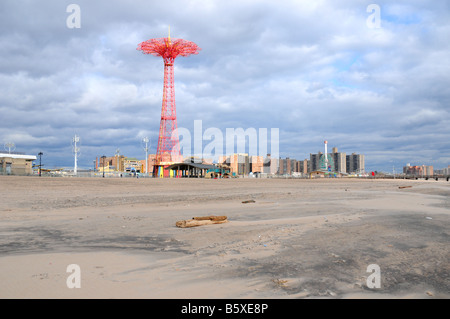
[137,30,200,177]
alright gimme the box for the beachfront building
[309,152,323,172]
[298,159,309,175]
[140,154,158,175]
[403,164,434,177]
[278,157,302,175]
[0,152,36,175]
[263,154,278,175]
[434,165,450,176]
[95,155,149,174]
[310,147,348,174]
[250,156,264,173]
[346,153,365,174]
[123,157,143,174]
[96,155,125,172]
[332,147,347,174]
[218,153,250,176]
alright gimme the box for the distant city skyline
[1,1,449,173]
[2,128,447,174]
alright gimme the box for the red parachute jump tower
[137,29,200,177]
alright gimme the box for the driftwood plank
[176,216,228,228]
[193,215,227,221]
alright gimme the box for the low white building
[0,153,37,175]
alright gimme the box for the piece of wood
[193,215,227,221]
[176,216,228,228]
[242,199,255,203]
[398,186,412,189]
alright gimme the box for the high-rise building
[291,159,299,174]
[219,153,249,176]
[403,164,433,176]
[309,152,323,172]
[310,145,363,174]
[238,154,249,175]
[277,157,299,175]
[332,147,346,173]
[286,158,292,175]
[278,158,286,175]
[299,159,308,174]
[346,153,365,174]
[263,154,278,175]
[250,156,264,173]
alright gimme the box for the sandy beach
[0,176,449,299]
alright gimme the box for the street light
[38,152,43,176]
[101,155,106,178]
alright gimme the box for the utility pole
[73,134,80,175]
[115,148,121,172]
[142,137,149,176]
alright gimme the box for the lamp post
[101,155,106,178]
[38,152,43,176]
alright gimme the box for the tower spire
[168,25,171,44]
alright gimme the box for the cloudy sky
[0,0,449,172]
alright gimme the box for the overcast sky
[0,0,449,172]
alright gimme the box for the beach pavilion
[165,162,230,178]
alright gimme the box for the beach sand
[0,176,449,298]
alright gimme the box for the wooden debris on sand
[242,199,256,203]
[398,186,412,189]
[176,215,228,228]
